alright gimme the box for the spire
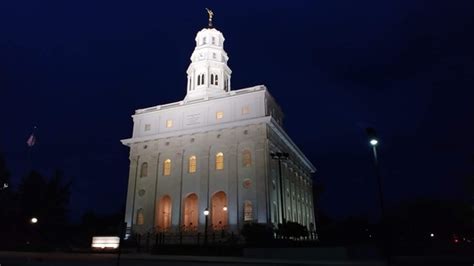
[206,8,214,28]
[184,13,232,101]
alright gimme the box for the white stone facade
[121,25,316,235]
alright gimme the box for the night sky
[1,1,473,222]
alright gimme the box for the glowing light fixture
[30,217,38,224]
[203,208,209,216]
[223,206,228,211]
[430,233,434,238]
[91,236,120,249]
[366,128,379,146]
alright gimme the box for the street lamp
[270,152,289,224]
[370,139,378,146]
[365,127,389,263]
[203,208,209,245]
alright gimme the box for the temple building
[121,13,317,236]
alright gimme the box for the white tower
[185,17,232,101]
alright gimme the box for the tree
[17,170,71,248]
[0,152,18,249]
[0,152,9,189]
[241,223,274,245]
[277,221,309,239]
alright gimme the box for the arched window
[136,208,144,225]
[188,155,197,173]
[156,196,171,231]
[140,162,148,177]
[211,74,214,85]
[244,200,253,221]
[201,74,205,85]
[163,159,171,176]
[215,152,224,170]
[215,75,218,85]
[197,75,200,86]
[242,150,252,167]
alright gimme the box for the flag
[26,133,36,147]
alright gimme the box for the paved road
[0,251,471,266]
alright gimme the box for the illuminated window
[242,105,250,114]
[166,120,173,128]
[140,162,148,177]
[215,152,224,170]
[136,208,144,225]
[144,124,151,131]
[188,155,197,173]
[244,200,253,221]
[242,150,252,167]
[216,111,224,120]
[163,159,171,176]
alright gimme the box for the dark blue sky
[1,0,473,221]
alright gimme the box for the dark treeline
[317,199,474,244]
[0,152,123,250]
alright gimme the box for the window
[166,119,173,128]
[144,124,151,131]
[215,152,224,170]
[163,159,171,176]
[211,74,214,84]
[136,208,144,225]
[188,155,197,173]
[203,37,207,44]
[242,105,250,114]
[140,162,148,177]
[197,75,201,85]
[201,74,205,85]
[215,75,218,85]
[244,200,253,221]
[212,36,215,45]
[242,150,252,167]
[216,111,224,120]
[212,53,216,59]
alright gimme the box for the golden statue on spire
[206,8,214,27]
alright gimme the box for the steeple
[184,10,232,101]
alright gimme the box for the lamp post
[366,128,385,221]
[366,127,389,263]
[203,208,209,245]
[270,152,289,224]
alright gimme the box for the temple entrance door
[156,195,172,231]
[183,193,198,231]
[211,191,228,230]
